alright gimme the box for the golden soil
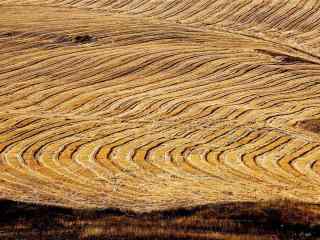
[0,0,320,214]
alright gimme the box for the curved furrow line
[45,54,223,113]
[0,46,119,84]
[260,140,316,185]
[4,0,319,56]
[217,131,282,183]
[37,55,232,114]
[280,2,319,32]
[37,139,116,195]
[74,145,165,205]
[276,143,320,181]
[94,63,264,116]
[159,68,296,101]
[93,146,217,208]
[1,120,94,173]
[173,129,259,181]
[264,105,320,124]
[242,137,300,185]
[56,140,139,206]
[290,144,320,184]
[111,138,169,178]
[0,50,148,94]
[195,1,248,24]
[3,50,220,111]
[220,84,320,111]
[0,50,278,107]
[253,1,306,30]
[161,1,199,20]
[105,128,189,179]
[169,0,221,23]
[256,93,320,109]
[0,54,111,93]
[99,73,320,119]
[1,120,157,206]
[0,149,98,208]
[136,123,227,178]
[25,145,115,205]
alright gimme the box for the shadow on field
[0,199,319,240]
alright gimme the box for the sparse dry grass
[0,199,319,240]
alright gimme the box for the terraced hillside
[1,0,320,218]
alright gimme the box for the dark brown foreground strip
[0,199,319,240]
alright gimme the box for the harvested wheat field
[1,0,320,239]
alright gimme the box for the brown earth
[0,199,319,240]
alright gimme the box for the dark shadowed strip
[0,199,319,240]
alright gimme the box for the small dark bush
[73,35,95,44]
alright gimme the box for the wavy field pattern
[1,0,320,212]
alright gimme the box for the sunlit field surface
[1,0,320,239]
